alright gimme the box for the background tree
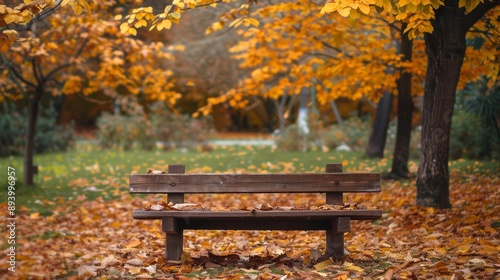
[0,1,180,185]
[196,0,403,129]
[321,0,500,208]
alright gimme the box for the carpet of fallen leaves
[1,171,499,279]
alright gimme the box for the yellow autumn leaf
[338,7,351,17]
[170,11,181,19]
[345,264,364,272]
[161,19,172,30]
[314,258,333,270]
[358,4,370,14]
[4,14,17,24]
[128,27,137,35]
[124,239,142,248]
[320,3,336,14]
[396,12,407,20]
[70,2,83,15]
[78,0,92,14]
[29,212,40,219]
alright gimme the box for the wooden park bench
[130,163,382,261]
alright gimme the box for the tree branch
[1,54,37,91]
[31,58,43,86]
[464,0,500,31]
[29,0,64,26]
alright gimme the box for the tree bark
[417,2,467,208]
[365,91,393,158]
[390,24,413,179]
[24,94,41,186]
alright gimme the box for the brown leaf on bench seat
[292,205,311,210]
[254,203,274,211]
[147,168,165,174]
[150,204,165,211]
[276,206,293,211]
[170,203,203,210]
[355,203,367,209]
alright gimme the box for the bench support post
[165,165,185,261]
[325,163,348,258]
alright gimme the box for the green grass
[1,143,499,214]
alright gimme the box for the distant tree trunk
[390,24,413,179]
[330,100,344,129]
[365,91,393,158]
[24,89,43,186]
[273,98,286,132]
[54,94,65,123]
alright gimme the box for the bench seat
[133,209,382,232]
[133,209,382,220]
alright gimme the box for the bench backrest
[129,164,381,194]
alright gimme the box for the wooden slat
[169,219,333,231]
[132,209,382,220]
[130,173,381,193]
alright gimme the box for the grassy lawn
[1,143,498,214]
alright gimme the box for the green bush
[275,114,371,152]
[0,102,24,157]
[96,102,214,151]
[275,113,326,152]
[450,109,496,160]
[450,78,500,160]
[0,102,75,157]
[96,113,142,150]
[324,116,371,152]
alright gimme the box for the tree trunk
[365,91,393,158]
[390,24,413,179]
[24,96,40,186]
[416,3,467,208]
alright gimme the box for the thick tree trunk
[417,3,467,208]
[24,97,40,186]
[390,24,413,179]
[365,91,393,158]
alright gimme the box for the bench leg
[326,217,350,258]
[163,218,183,261]
[166,233,183,261]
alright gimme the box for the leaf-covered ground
[1,168,499,279]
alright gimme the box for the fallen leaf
[314,258,333,270]
[124,240,141,248]
[170,203,201,210]
[126,258,143,266]
[150,204,164,211]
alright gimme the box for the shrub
[275,114,371,152]
[0,102,24,157]
[449,78,500,160]
[324,116,371,152]
[96,102,214,151]
[0,102,75,157]
[450,108,496,160]
[275,113,326,152]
